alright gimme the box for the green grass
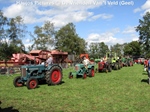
[0,64,149,112]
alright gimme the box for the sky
[0,0,149,50]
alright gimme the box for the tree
[110,43,123,56]
[0,10,26,62]
[55,23,87,54]
[8,16,26,52]
[123,41,141,56]
[99,42,109,57]
[0,43,21,62]
[88,42,109,59]
[136,12,150,57]
[88,43,99,58]
[0,10,8,42]
[30,21,55,50]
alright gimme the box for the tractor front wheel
[13,76,24,87]
[69,72,73,79]
[26,78,38,89]
[46,66,62,85]
[89,69,95,77]
[82,73,87,79]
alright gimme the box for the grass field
[0,64,149,112]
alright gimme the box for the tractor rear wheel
[89,69,95,77]
[130,62,133,66]
[105,69,108,73]
[128,62,130,66]
[118,64,121,69]
[108,65,112,72]
[13,76,24,87]
[114,64,118,70]
[26,78,38,89]
[46,66,62,85]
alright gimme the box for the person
[46,54,53,66]
[102,56,107,63]
[147,58,150,84]
[41,61,45,65]
[82,56,92,68]
[144,58,148,71]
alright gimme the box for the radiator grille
[21,68,26,77]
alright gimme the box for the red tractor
[97,61,112,73]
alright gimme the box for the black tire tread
[45,65,62,85]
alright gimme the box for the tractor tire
[114,64,118,70]
[69,72,73,79]
[13,76,24,87]
[89,69,95,77]
[105,69,108,73]
[132,62,134,66]
[46,66,62,85]
[127,62,130,66]
[82,73,87,79]
[98,69,102,73]
[108,65,112,72]
[118,64,121,69]
[26,78,38,89]
[130,62,133,66]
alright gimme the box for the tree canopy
[55,23,87,55]
[88,42,109,59]
[29,21,55,50]
[136,12,150,57]
[123,41,141,56]
[110,43,123,57]
[0,10,26,61]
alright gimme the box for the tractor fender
[46,64,62,71]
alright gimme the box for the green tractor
[126,57,134,66]
[13,64,63,89]
[69,64,95,79]
[121,57,128,66]
[121,56,134,67]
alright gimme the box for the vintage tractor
[107,52,122,70]
[68,64,95,79]
[111,57,119,70]
[126,57,134,66]
[121,57,128,66]
[97,61,112,73]
[121,56,133,67]
[13,64,63,89]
